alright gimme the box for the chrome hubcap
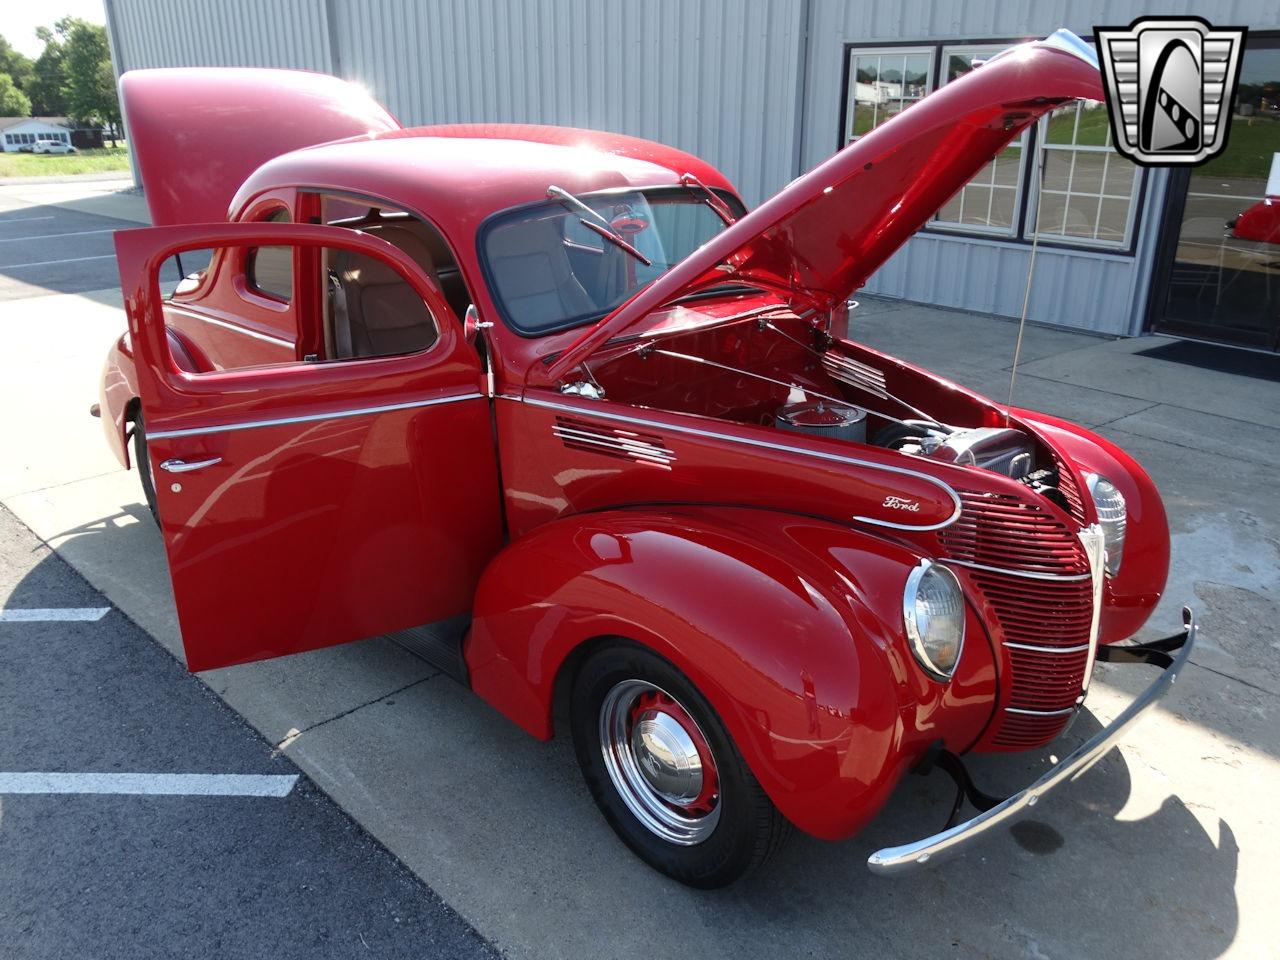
[599,680,721,845]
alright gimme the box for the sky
[1,0,105,58]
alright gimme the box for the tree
[0,72,32,116]
[27,27,67,117]
[60,18,119,139]
[0,35,35,96]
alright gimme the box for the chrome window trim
[165,305,296,349]
[514,394,964,531]
[148,393,485,440]
[943,558,1092,582]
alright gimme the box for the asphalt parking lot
[1,178,1277,959]
[0,506,497,959]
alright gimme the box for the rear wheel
[132,413,158,524]
[570,643,790,888]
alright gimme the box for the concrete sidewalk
[2,179,1277,959]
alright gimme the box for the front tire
[570,643,790,888]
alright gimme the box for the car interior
[322,198,473,361]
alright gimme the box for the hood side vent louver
[553,416,676,468]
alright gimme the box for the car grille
[941,490,1095,750]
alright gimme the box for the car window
[245,209,293,301]
[481,188,741,335]
[160,240,442,375]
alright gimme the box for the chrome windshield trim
[867,608,1196,876]
[148,393,485,439]
[165,306,296,349]
[517,394,964,531]
[1004,641,1093,654]
[943,558,1093,582]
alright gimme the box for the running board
[386,615,471,685]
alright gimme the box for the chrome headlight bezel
[1085,473,1127,577]
[903,560,966,682]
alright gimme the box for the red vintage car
[1229,195,1280,245]
[97,31,1194,887]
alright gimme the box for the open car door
[115,222,503,672]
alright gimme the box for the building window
[1030,100,1141,248]
[3,134,12,144]
[844,47,934,144]
[841,39,1144,253]
[932,45,1028,237]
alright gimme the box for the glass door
[1151,36,1280,351]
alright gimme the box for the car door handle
[159,457,223,474]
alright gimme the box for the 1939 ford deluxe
[96,30,1195,887]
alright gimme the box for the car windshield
[481,187,743,335]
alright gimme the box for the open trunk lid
[120,68,400,226]
[544,31,1104,383]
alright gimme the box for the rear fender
[98,328,209,468]
[466,506,996,839]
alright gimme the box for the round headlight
[903,561,965,681]
[1086,474,1127,576]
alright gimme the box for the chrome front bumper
[867,607,1197,876]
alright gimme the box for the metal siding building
[104,0,1280,347]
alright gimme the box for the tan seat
[331,225,440,359]
[486,217,597,330]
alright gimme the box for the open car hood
[120,68,400,226]
[544,31,1103,384]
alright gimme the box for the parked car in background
[1229,195,1280,245]
[31,137,75,154]
[95,30,1195,887]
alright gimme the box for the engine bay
[578,299,1077,512]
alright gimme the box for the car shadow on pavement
[736,709,1240,959]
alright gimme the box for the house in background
[0,117,105,152]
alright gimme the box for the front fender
[1017,409,1170,643]
[466,506,996,840]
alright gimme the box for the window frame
[243,207,295,305]
[837,37,1148,256]
[841,44,937,146]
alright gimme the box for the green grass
[0,146,131,178]
[1198,117,1280,181]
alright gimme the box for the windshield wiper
[680,173,736,225]
[547,185,652,266]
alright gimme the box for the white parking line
[0,772,300,796]
[0,228,117,243]
[0,607,110,622]
[0,254,116,269]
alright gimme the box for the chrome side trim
[867,608,1196,875]
[944,558,1093,582]
[148,393,485,440]
[166,306,296,349]
[515,395,964,531]
[1004,641,1092,654]
[1005,705,1077,717]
